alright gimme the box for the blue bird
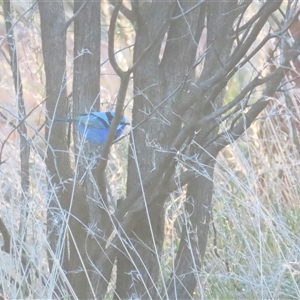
[55,111,129,145]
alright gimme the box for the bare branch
[108,0,127,78]
[172,0,206,20]
[109,0,135,23]
[66,1,87,29]
[175,1,282,116]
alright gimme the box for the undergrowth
[1,96,300,299]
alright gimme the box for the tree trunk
[115,1,203,298]
[166,1,282,298]
[38,2,90,298]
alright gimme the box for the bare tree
[1,0,300,299]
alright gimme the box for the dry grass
[1,85,300,300]
[201,93,300,299]
[1,2,300,299]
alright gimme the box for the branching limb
[175,1,282,116]
[66,1,87,29]
[108,0,127,78]
[109,0,135,23]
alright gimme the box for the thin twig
[3,0,30,245]
[0,1,37,48]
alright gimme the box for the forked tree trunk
[37,0,300,299]
[166,2,241,298]
[116,1,204,298]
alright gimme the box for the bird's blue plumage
[55,111,129,145]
